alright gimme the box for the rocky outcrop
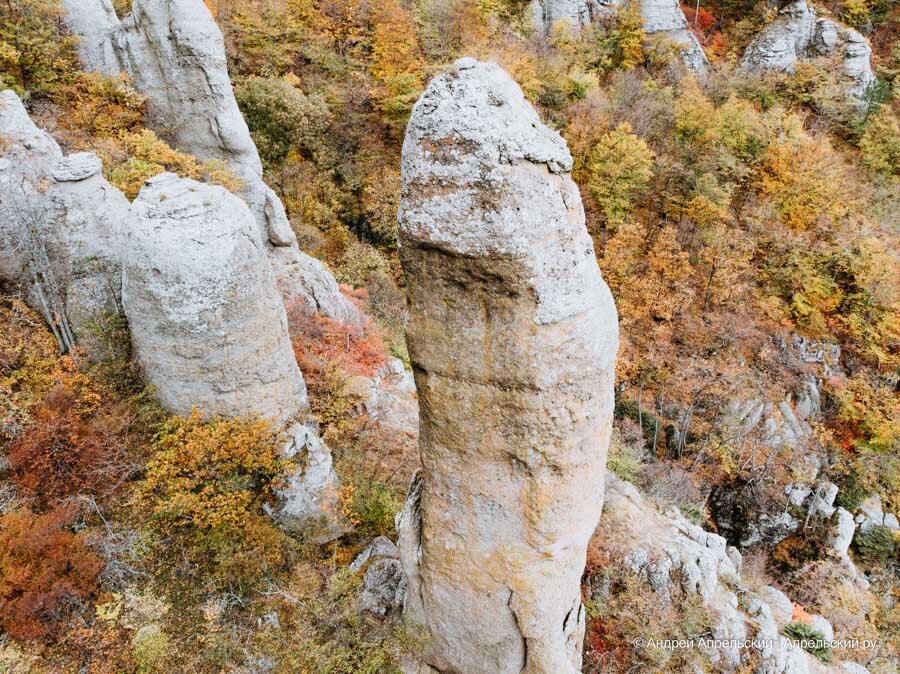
[1,91,345,542]
[598,474,868,673]
[530,0,708,73]
[640,0,709,73]
[396,58,619,673]
[350,537,407,617]
[122,172,306,423]
[740,0,875,103]
[62,0,360,325]
[266,423,347,542]
[0,91,130,353]
[123,173,346,538]
[530,0,600,33]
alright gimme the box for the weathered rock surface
[62,0,361,325]
[740,0,875,103]
[267,423,347,542]
[350,537,407,616]
[396,58,619,673]
[0,91,129,352]
[530,0,600,33]
[122,173,306,423]
[598,474,866,674]
[530,0,708,73]
[855,494,899,535]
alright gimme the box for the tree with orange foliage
[369,0,424,132]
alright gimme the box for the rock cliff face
[122,172,306,423]
[740,0,875,103]
[0,91,130,353]
[530,0,708,73]
[530,0,601,33]
[598,474,867,674]
[396,59,619,673]
[62,0,361,325]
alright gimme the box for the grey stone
[530,0,708,73]
[122,173,306,423]
[63,0,362,325]
[741,0,875,105]
[0,91,129,354]
[267,423,347,543]
[396,59,618,674]
[760,585,794,625]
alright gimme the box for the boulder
[0,91,129,353]
[122,173,306,423]
[62,0,361,325]
[267,423,347,542]
[396,58,619,674]
[740,0,875,105]
[350,537,407,616]
[855,494,898,534]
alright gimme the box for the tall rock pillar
[396,59,619,674]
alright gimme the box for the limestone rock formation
[62,0,361,325]
[350,536,407,616]
[0,91,129,352]
[530,0,708,73]
[598,474,869,674]
[530,0,600,33]
[267,423,348,542]
[396,58,619,673]
[740,0,875,103]
[122,172,306,423]
[640,0,709,73]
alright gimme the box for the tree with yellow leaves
[585,122,655,229]
[369,0,424,133]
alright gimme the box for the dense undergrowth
[0,0,898,671]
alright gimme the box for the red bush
[287,307,387,383]
[0,504,103,641]
[8,384,126,508]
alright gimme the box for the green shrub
[852,524,897,568]
[235,75,330,164]
[783,621,833,663]
[132,624,169,673]
[343,478,402,540]
[859,107,900,177]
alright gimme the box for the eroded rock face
[122,173,306,423]
[598,474,864,674]
[530,0,601,33]
[741,0,875,103]
[62,0,361,325]
[530,0,708,73]
[0,91,129,352]
[396,59,619,674]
